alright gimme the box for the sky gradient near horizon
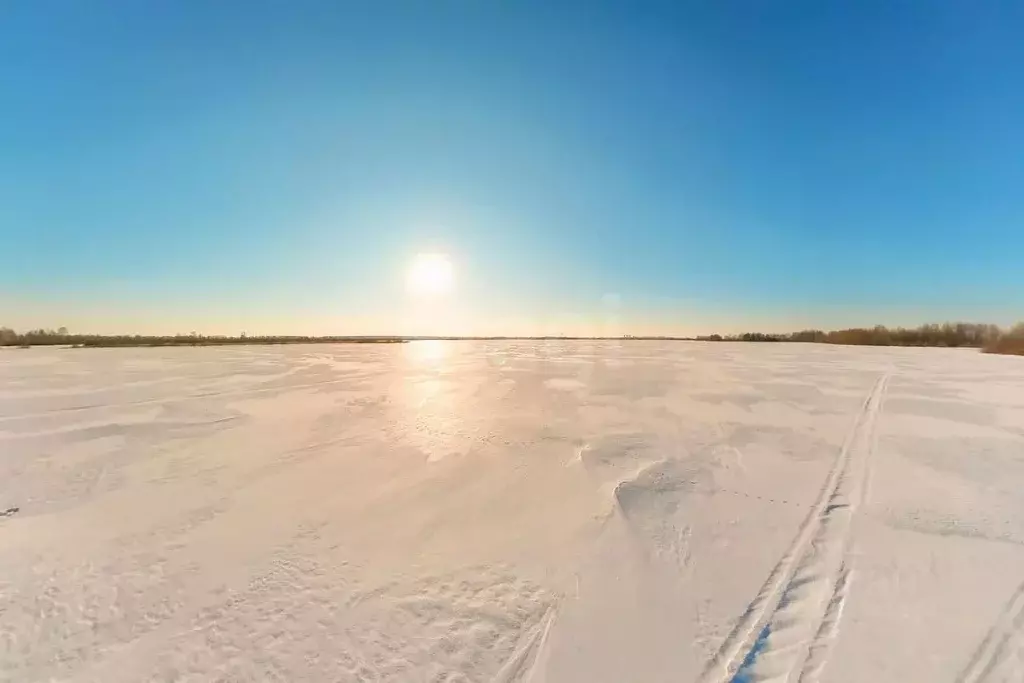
[3,2,1023,336]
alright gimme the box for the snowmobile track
[957,580,1024,683]
[698,374,889,683]
[493,605,558,683]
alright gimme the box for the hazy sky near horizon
[3,2,1023,335]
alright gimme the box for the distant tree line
[984,323,1024,356]
[0,328,405,348]
[2,323,1022,355]
[696,321,1024,355]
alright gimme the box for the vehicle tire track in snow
[492,605,558,683]
[957,580,1024,683]
[699,374,889,683]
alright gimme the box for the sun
[407,253,454,297]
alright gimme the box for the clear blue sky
[3,1,1022,335]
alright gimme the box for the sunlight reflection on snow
[406,339,448,367]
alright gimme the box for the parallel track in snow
[493,605,558,683]
[698,374,889,683]
[957,581,1024,683]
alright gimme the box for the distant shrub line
[696,322,1024,356]
[0,328,405,348]
[1,323,1022,355]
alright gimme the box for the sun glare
[407,253,454,298]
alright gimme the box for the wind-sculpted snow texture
[2,342,1023,682]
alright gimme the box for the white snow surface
[2,341,1024,683]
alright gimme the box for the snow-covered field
[2,341,1024,683]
